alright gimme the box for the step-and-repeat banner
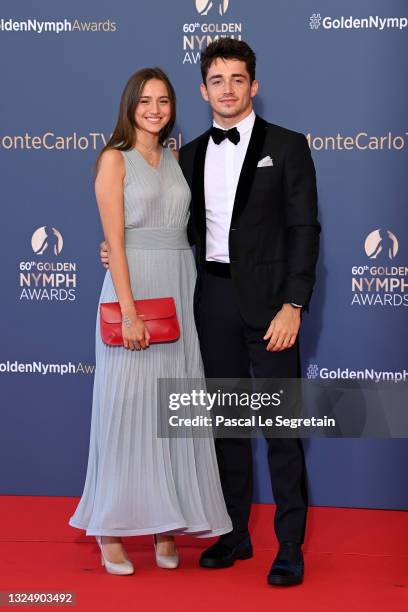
[1,0,407,508]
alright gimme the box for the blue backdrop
[1,0,407,509]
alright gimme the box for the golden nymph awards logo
[182,0,243,65]
[18,226,78,302]
[364,229,398,260]
[196,1,229,16]
[31,226,64,256]
[351,228,408,307]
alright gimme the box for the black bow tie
[210,126,240,145]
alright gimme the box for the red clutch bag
[100,297,180,346]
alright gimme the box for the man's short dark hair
[200,39,256,84]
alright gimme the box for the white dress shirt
[204,110,256,263]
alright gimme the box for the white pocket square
[257,155,273,167]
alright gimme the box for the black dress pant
[196,266,308,546]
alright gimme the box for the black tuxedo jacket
[179,115,320,328]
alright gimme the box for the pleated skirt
[69,241,232,537]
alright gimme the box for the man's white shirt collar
[212,109,256,137]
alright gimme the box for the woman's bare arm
[95,149,149,349]
[95,150,134,312]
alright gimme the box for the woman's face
[134,78,172,137]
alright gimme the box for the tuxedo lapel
[192,130,211,243]
[231,115,268,224]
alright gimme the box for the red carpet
[0,497,407,611]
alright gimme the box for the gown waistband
[125,227,190,250]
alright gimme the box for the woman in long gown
[69,68,232,574]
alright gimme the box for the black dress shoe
[199,536,253,569]
[267,542,304,586]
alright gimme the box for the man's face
[200,58,258,125]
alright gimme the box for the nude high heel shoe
[153,535,179,569]
[96,536,134,575]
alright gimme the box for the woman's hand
[121,308,151,350]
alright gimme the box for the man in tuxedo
[178,39,320,586]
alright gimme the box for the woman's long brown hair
[96,67,176,171]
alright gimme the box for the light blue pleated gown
[69,147,232,537]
